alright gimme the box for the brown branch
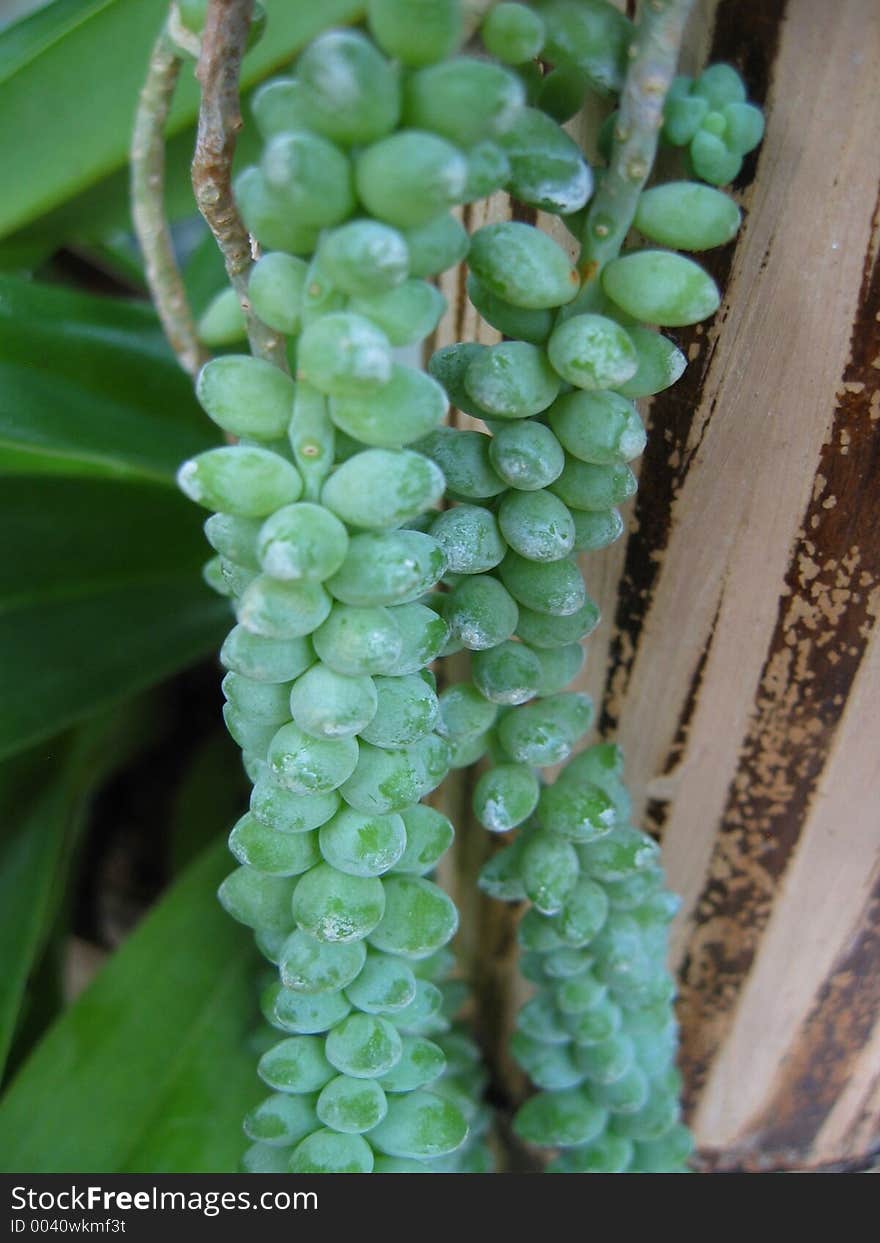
[192,0,288,370]
[131,24,208,378]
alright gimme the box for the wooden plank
[814,1016,880,1163]
[427,0,880,1168]
[595,0,880,1165]
[692,629,880,1160]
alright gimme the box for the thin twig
[131,24,208,378]
[192,0,289,371]
[576,0,695,292]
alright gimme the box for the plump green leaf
[0,841,260,1172]
[0,277,215,483]
[0,0,364,241]
[0,706,153,1077]
[0,476,228,758]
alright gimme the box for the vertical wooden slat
[692,628,880,1159]
[586,0,880,1167]
[430,0,880,1169]
[814,1016,880,1162]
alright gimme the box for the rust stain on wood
[599,0,787,738]
[678,183,880,1114]
[748,872,880,1157]
[425,0,880,1167]
[643,597,720,842]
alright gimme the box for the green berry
[548,390,645,464]
[345,952,417,1013]
[328,530,447,608]
[498,489,576,562]
[317,1075,388,1134]
[267,722,359,795]
[289,664,378,740]
[319,220,409,296]
[429,505,506,574]
[616,326,687,399]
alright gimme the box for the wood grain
[431,0,880,1169]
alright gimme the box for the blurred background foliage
[0,0,365,1171]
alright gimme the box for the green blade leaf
[0,276,215,483]
[0,747,72,1079]
[0,841,261,1173]
[170,731,248,874]
[0,706,154,1077]
[0,0,107,85]
[0,81,266,267]
[182,226,233,317]
[0,0,364,240]
[0,476,229,758]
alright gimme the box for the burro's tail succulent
[170,0,764,1172]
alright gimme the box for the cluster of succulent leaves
[167,0,762,1175]
[0,0,376,1175]
[0,0,761,1175]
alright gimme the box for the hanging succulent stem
[431,485,533,1151]
[438,0,697,1150]
[131,23,208,378]
[577,0,695,293]
[192,0,289,371]
[434,644,531,1147]
[163,0,748,1175]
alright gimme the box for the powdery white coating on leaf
[176,459,201,501]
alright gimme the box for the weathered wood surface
[432,0,880,1171]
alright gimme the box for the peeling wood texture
[430,0,880,1170]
